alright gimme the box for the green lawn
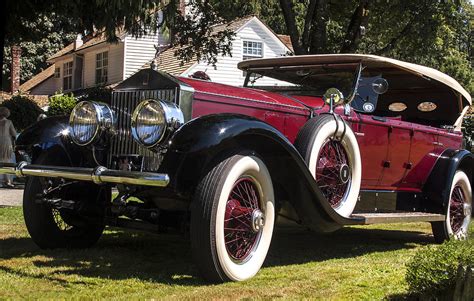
[0,206,472,300]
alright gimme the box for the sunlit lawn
[1,206,472,300]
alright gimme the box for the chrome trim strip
[0,162,169,187]
[195,90,309,112]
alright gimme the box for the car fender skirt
[162,114,365,231]
[423,149,473,212]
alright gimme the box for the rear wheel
[23,152,105,249]
[432,170,472,242]
[191,152,275,282]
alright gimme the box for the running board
[351,212,445,225]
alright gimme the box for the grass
[0,206,472,300]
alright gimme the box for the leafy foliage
[2,0,472,95]
[406,239,474,298]
[77,87,113,104]
[2,13,77,90]
[463,112,474,151]
[48,93,76,117]
[1,95,43,131]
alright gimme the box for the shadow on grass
[0,223,434,286]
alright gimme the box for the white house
[20,16,293,95]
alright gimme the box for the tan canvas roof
[238,54,471,106]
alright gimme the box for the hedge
[406,239,474,300]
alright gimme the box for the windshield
[350,75,383,113]
[244,63,361,99]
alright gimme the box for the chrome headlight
[131,99,184,148]
[69,101,114,146]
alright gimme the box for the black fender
[422,149,474,214]
[15,116,93,167]
[159,114,364,232]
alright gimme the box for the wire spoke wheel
[316,139,351,208]
[433,170,472,243]
[449,185,467,234]
[224,177,263,263]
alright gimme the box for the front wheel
[191,152,275,282]
[432,170,472,242]
[23,151,106,249]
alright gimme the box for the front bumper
[0,162,169,187]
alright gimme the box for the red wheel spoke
[449,185,467,233]
[315,139,351,208]
[224,177,262,262]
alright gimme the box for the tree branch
[302,0,318,51]
[279,0,305,54]
[340,0,370,53]
[374,19,414,55]
[309,0,328,54]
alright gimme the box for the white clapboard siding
[82,43,124,88]
[182,18,288,87]
[124,31,168,79]
[30,77,61,96]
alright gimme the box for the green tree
[208,0,473,93]
[1,0,234,91]
[2,14,77,90]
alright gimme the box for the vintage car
[0,54,472,282]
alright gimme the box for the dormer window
[63,61,73,91]
[54,67,60,78]
[95,51,108,85]
[243,41,263,60]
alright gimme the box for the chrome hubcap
[251,209,265,232]
[464,203,472,217]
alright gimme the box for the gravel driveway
[0,188,23,207]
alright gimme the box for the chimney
[10,45,21,93]
[179,0,186,16]
[74,34,83,50]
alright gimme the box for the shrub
[406,239,474,298]
[1,94,43,131]
[463,113,474,151]
[78,86,112,104]
[48,93,77,116]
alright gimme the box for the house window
[54,67,60,78]
[63,61,73,91]
[95,51,108,84]
[243,41,263,60]
[243,41,263,77]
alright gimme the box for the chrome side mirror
[372,78,389,95]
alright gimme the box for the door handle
[354,132,365,137]
[432,142,444,146]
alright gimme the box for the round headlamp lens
[133,100,166,146]
[70,101,99,145]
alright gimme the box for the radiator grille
[109,89,177,171]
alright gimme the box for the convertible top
[238,54,472,107]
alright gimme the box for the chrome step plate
[351,212,445,225]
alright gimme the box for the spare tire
[295,114,362,217]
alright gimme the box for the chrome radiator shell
[109,89,177,171]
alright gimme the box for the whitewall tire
[295,114,362,217]
[191,152,275,282]
[432,170,472,242]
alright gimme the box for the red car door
[399,124,438,190]
[355,114,390,189]
[378,118,412,190]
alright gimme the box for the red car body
[180,76,462,193]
